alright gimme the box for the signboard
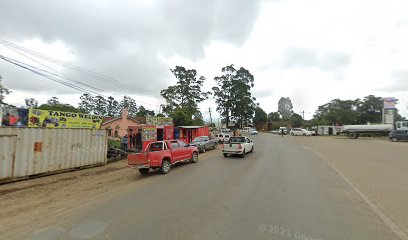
[28,109,102,129]
[142,126,157,141]
[383,97,396,109]
[384,109,394,124]
[0,105,28,127]
[146,116,173,126]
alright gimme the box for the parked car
[215,133,231,143]
[128,140,199,175]
[190,136,218,153]
[389,130,408,142]
[307,129,317,136]
[270,129,280,134]
[290,128,312,136]
[222,136,254,157]
[242,127,252,133]
[279,127,288,134]
[249,129,258,135]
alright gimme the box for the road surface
[9,134,406,239]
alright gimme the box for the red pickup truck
[128,140,199,175]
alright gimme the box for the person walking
[281,128,284,137]
[121,134,128,151]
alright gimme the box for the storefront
[177,126,209,144]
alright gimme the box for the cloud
[0,0,263,96]
[282,48,351,72]
[379,70,408,92]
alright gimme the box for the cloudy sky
[1,0,407,120]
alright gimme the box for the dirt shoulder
[293,136,408,235]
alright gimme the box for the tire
[138,168,150,175]
[348,132,358,139]
[303,133,306,136]
[391,137,399,142]
[241,150,246,158]
[223,153,228,157]
[160,160,171,174]
[291,133,294,136]
[190,152,198,163]
[250,146,254,153]
[201,147,206,153]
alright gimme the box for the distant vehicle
[279,127,288,134]
[128,140,199,175]
[222,136,254,157]
[389,130,408,142]
[215,133,231,143]
[190,136,218,153]
[249,129,258,135]
[340,121,408,139]
[270,129,280,134]
[242,127,252,133]
[221,128,231,132]
[307,129,317,136]
[290,128,312,136]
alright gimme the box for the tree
[253,107,268,125]
[313,99,360,125]
[172,108,193,126]
[268,112,281,121]
[278,97,294,120]
[37,103,86,113]
[290,113,303,127]
[119,96,138,117]
[47,97,60,105]
[25,98,39,108]
[79,93,95,114]
[92,95,107,116]
[213,65,256,129]
[161,66,210,125]
[136,105,155,117]
[356,95,383,124]
[0,75,10,104]
[106,96,120,117]
[156,113,165,117]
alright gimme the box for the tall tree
[356,95,383,124]
[38,103,86,113]
[47,97,60,105]
[25,98,39,108]
[213,65,256,129]
[79,93,95,114]
[0,75,10,104]
[253,107,268,125]
[268,112,281,121]
[161,66,210,125]
[313,99,360,125]
[136,105,155,117]
[278,97,294,120]
[93,95,107,116]
[119,95,138,117]
[106,96,120,117]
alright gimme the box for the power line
[0,38,164,100]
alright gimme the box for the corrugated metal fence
[0,128,108,183]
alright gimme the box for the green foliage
[37,103,86,113]
[268,112,281,121]
[213,65,256,129]
[290,113,303,127]
[160,66,210,125]
[119,95,138,117]
[0,75,10,104]
[156,113,165,117]
[106,96,120,117]
[253,107,268,125]
[46,97,60,105]
[108,139,121,149]
[79,93,95,114]
[136,105,155,117]
[79,94,139,117]
[356,95,383,123]
[25,98,39,108]
[278,97,294,120]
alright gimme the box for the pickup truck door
[147,142,167,167]
[177,140,191,160]
[169,141,183,162]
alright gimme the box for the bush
[108,139,121,149]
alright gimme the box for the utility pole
[209,107,212,126]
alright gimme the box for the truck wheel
[241,150,246,158]
[348,132,358,139]
[391,137,398,142]
[138,168,150,175]
[160,160,171,174]
[190,152,198,163]
[223,153,228,157]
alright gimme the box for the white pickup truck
[222,136,254,158]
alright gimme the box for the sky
[0,0,407,121]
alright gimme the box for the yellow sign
[28,109,103,129]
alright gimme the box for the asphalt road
[26,134,401,240]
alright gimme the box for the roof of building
[178,126,206,129]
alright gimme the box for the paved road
[26,134,400,240]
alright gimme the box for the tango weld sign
[28,109,103,129]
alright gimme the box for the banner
[384,109,394,124]
[142,126,157,141]
[0,105,28,127]
[383,97,396,109]
[28,109,102,129]
[146,116,173,126]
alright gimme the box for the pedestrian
[121,134,128,151]
[281,128,284,137]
